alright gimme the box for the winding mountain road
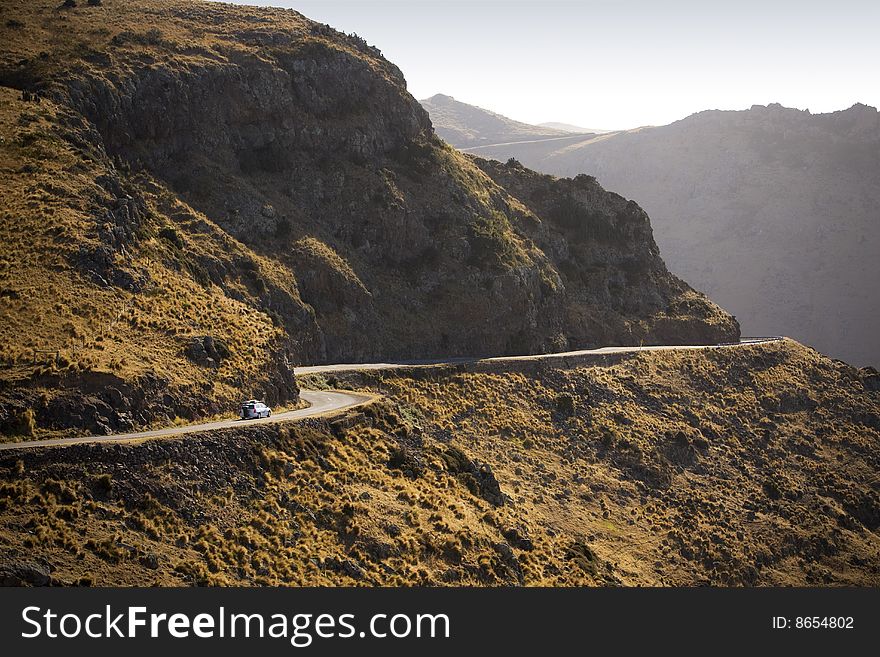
[0,338,782,451]
[458,132,599,152]
[296,337,781,375]
[0,390,375,451]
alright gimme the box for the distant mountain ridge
[419,93,588,147]
[539,121,613,134]
[422,98,880,366]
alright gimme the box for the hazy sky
[217,0,879,129]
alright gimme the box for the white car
[240,400,271,419]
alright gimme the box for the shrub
[94,473,113,493]
[2,408,36,437]
[42,479,76,502]
[555,393,576,416]
[158,226,183,248]
[549,194,614,241]
[467,211,521,269]
[275,217,291,239]
[144,28,164,44]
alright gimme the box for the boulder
[185,336,229,367]
[502,525,535,551]
[859,367,880,391]
[103,386,130,409]
[0,560,52,586]
[440,446,506,506]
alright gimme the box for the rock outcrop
[0,0,736,435]
[424,96,880,366]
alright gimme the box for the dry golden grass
[2,0,423,438]
[0,1,534,436]
[1,411,600,586]
[0,0,387,79]
[0,82,302,437]
[2,0,739,445]
[1,340,877,586]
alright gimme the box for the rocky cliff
[473,158,737,346]
[426,98,880,366]
[0,0,737,437]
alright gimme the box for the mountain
[0,0,736,438]
[419,93,585,147]
[539,121,613,134]
[424,101,880,366]
[0,0,877,591]
[418,94,614,149]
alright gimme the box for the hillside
[427,102,880,366]
[420,93,579,147]
[0,0,737,439]
[2,340,878,586]
[539,121,612,134]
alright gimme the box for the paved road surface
[0,338,781,451]
[459,132,604,152]
[297,337,783,375]
[0,390,374,451]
